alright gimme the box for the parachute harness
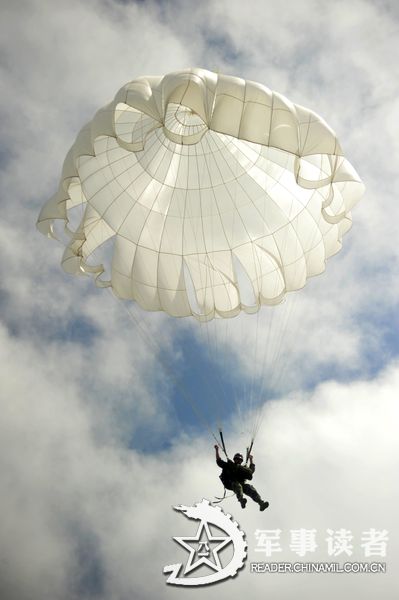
[213,430,255,505]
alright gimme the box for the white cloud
[1,320,398,599]
[1,0,399,598]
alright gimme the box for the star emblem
[173,520,232,575]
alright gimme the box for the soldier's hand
[249,454,253,460]
[214,444,219,450]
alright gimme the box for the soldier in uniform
[215,444,269,510]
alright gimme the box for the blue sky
[1,1,399,599]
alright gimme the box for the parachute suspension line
[248,293,286,444]
[250,177,300,442]
[108,290,221,448]
[201,135,265,445]
[229,315,245,433]
[218,428,228,459]
[254,309,263,428]
[255,197,322,422]
[197,323,224,424]
[248,309,260,441]
[252,304,276,439]
[250,302,289,442]
[242,151,275,444]
[241,312,251,430]
[214,315,240,430]
[268,296,297,390]
[219,316,233,416]
[196,290,227,431]
[87,154,223,448]
[268,204,324,396]
[252,302,285,443]
[192,134,232,431]
[230,138,247,423]
[271,303,302,395]
[209,134,239,425]
[191,135,231,432]
[122,129,315,453]
[252,191,321,442]
[221,317,233,408]
[209,139,260,442]
[244,287,270,444]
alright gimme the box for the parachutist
[214,445,269,511]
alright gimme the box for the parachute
[37,68,364,450]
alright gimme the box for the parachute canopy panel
[37,68,364,320]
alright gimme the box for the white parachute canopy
[37,68,364,323]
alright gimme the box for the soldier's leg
[242,483,262,503]
[231,481,247,508]
[242,484,269,511]
[231,481,243,500]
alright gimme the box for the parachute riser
[218,429,228,459]
[245,439,254,466]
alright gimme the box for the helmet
[233,453,243,463]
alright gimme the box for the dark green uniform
[216,457,263,504]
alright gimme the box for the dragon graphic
[163,499,247,586]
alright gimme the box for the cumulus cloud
[1,320,398,599]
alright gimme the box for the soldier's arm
[215,444,226,468]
